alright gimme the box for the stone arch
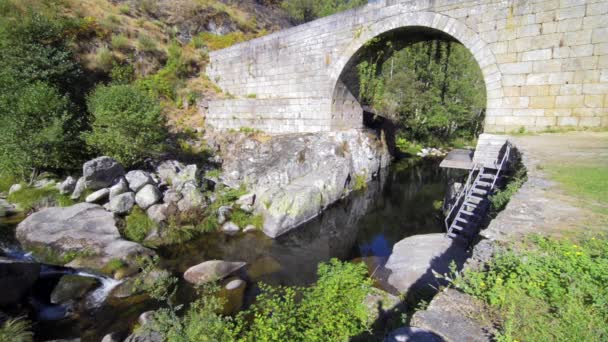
[327,12,502,131]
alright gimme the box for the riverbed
[0,157,452,340]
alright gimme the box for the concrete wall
[206,0,608,134]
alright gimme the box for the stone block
[535,116,557,126]
[521,85,550,96]
[560,84,583,95]
[522,48,552,61]
[592,28,608,43]
[582,83,608,94]
[584,95,604,107]
[564,30,592,46]
[529,96,556,108]
[500,62,533,74]
[558,116,579,126]
[555,95,585,108]
[579,116,602,127]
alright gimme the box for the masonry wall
[206,0,608,134]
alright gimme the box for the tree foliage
[359,40,486,145]
[85,84,167,168]
[282,0,366,23]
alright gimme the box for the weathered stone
[86,188,110,204]
[8,183,22,195]
[176,181,205,212]
[162,189,182,204]
[51,274,99,304]
[183,260,246,285]
[219,276,246,315]
[57,176,77,195]
[156,160,185,186]
[16,203,154,271]
[108,192,136,215]
[217,205,232,225]
[243,224,257,233]
[236,193,255,206]
[384,327,444,342]
[83,156,125,190]
[33,178,56,189]
[0,258,40,306]
[126,170,154,193]
[0,199,17,217]
[101,333,122,342]
[173,164,199,191]
[221,221,240,236]
[135,185,162,210]
[146,204,169,224]
[71,177,86,200]
[383,234,469,299]
[109,177,129,200]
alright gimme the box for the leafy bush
[110,62,135,85]
[137,42,190,100]
[85,84,167,167]
[282,0,366,23]
[454,234,608,341]
[124,207,157,243]
[0,317,33,342]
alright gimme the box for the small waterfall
[77,271,123,308]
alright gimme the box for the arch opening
[331,25,489,151]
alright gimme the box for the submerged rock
[384,234,469,299]
[83,156,125,190]
[183,260,246,285]
[0,258,40,306]
[16,203,154,270]
[51,274,99,304]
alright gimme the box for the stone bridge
[206,0,608,134]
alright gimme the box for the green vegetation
[198,32,248,51]
[85,84,167,168]
[454,234,608,341]
[489,155,527,214]
[137,42,193,101]
[359,40,486,147]
[282,0,366,23]
[124,207,157,243]
[353,173,367,191]
[137,34,157,52]
[394,136,422,155]
[7,185,74,212]
[547,164,608,205]
[103,258,127,274]
[138,259,372,341]
[0,317,33,342]
[111,34,130,50]
[28,244,96,265]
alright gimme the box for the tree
[0,82,80,179]
[85,84,167,168]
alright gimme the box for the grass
[0,317,33,342]
[7,185,75,212]
[453,234,608,341]
[546,164,608,205]
[0,172,18,193]
[137,34,157,52]
[28,244,96,265]
[111,33,130,50]
[124,207,157,243]
[102,258,127,274]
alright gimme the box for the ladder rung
[475,181,491,187]
[455,217,468,224]
[467,196,482,204]
[471,189,487,196]
[451,224,465,231]
[447,232,458,238]
[480,174,495,180]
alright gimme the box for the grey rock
[220,276,246,315]
[126,170,154,193]
[156,160,185,186]
[0,199,17,217]
[384,234,469,299]
[0,258,40,306]
[8,183,22,195]
[85,188,110,204]
[172,164,199,191]
[163,189,182,204]
[109,177,129,200]
[33,178,56,189]
[138,311,156,325]
[57,176,77,195]
[184,260,246,285]
[147,204,169,223]
[108,192,136,215]
[411,288,494,341]
[51,274,99,304]
[384,327,444,342]
[217,205,232,225]
[243,225,257,233]
[16,203,154,271]
[176,181,204,212]
[221,221,240,236]
[101,333,122,342]
[71,177,86,200]
[135,185,162,210]
[83,157,125,190]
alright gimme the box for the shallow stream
[0,157,454,341]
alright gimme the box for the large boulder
[109,177,129,200]
[384,234,469,299]
[83,157,125,190]
[108,192,136,215]
[51,274,99,304]
[126,171,154,193]
[0,258,40,306]
[183,260,246,285]
[135,185,162,210]
[16,203,154,270]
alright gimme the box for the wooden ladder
[444,142,512,239]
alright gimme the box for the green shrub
[137,34,157,52]
[454,234,608,341]
[395,136,422,155]
[85,84,167,168]
[0,317,33,342]
[282,0,367,23]
[124,207,157,243]
[111,34,129,50]
[110,62,135,85]
[136,42,189,100]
